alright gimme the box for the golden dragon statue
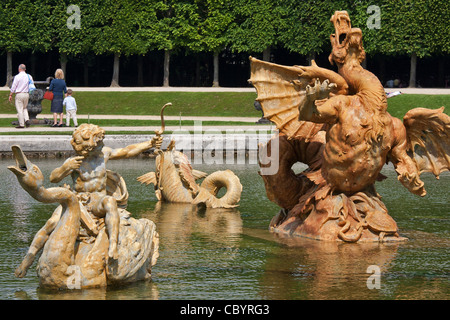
[249,11,449,242]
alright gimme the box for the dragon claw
[305,79,336,101]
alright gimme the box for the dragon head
[8,145,44,191]
[329,11,366,67]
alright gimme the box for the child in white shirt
[63,89,78,127]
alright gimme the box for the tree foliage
[197,0,233,53]
[278,0,348,56]
[51,0,95,58]
[227,0,283,54]
[0,0,39,53]
[0,0,448,86]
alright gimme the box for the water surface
[0,158,448,300]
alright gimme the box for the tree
[349,1,389,78]
[50,0,92,81]
[196,0,233,87]
[383,0,431,87]
[151,0,175,87]
[86,0,148,87]
[1,0,447,88]
[145,0,204,87]
[277,0,350,64]
[423,0,450,87]
[0,0,38,86]
[227,0,283,61]
[352,0,430,87]
[342,0,449,87]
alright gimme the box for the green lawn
[0,91,260,118]
[0,91,448,120]
[386,94,449,119]
[0,118,262,127]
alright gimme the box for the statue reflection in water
[143,202,243,249]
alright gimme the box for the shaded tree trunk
[307,52,316,65]
[409,52,417,88]
[46,54,52,78]
[149,54,159,86]
[30,54,36,79]
[83,59,89,86]
[438,57,444,87]
[195,55,201,87]
[151,58,158,86]
[163,50,170,87]
[137,55,144,86]
[263,47,271,61]
[111,53,120,87]
[378,57,385,85]
[96,55,101,86]
[212,51,219,87]
[5,51,13,87]
[60,52,68,79]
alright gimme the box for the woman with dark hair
[49,69,67,127]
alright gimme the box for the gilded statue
[249,11,449,242]
[9,124,161,289]
[137,104,243,208]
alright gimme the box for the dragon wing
[137,171,157,186]
[248,56,327,141]
[403,107,450,178]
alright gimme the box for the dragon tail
[192,170,243,208]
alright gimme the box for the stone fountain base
[11,118,53,126]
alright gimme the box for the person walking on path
[63,89,78,127]
[8,64,32,129]
[49,68,67,127]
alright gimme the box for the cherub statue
[249,11,449,242]
[49,123,162,259]
[10,124,161,289]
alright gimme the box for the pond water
[0,157,448,300]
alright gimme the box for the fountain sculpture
[249,11,449,242]
[9,124,161,289]
[11,77,53,126]
[138,104,243,208]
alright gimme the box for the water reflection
[243,228,449,300]
[4,172,36,244]
[144,202,243,246]
[35,281,160,300]
[139,202,249,300]
[140,202,244,274]
[265,234,400,299]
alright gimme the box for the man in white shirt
[63,89,78,127]
[9,64,32,128]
